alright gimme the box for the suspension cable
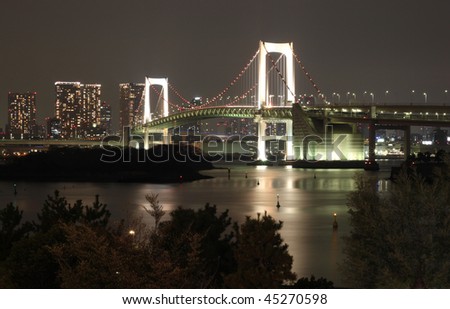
[290,45,324,100]
[200,49,260,108]
[168,83,192,108]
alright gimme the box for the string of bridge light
[200,49,260,108]
[290,46,324,102]
[223,84,257,107]
[201,49,283,108]
[168,83,192,107]
[150,83,257,114]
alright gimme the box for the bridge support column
[405,125,411,159]
[286,119,293,160]
[370,106,377,119]
[163,128,169,145]
[257,117,267,161]
[368,121,376,161]
[144,128,149,150]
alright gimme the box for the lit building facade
[7,92,37,139]
[55,82,81,138]
[80,84,102,138]
[119,83,144,130]
[99,101,112,135]
[55,82,104,138]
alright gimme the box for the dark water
[0,165,391,286]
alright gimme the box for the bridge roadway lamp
[332,92,340,103]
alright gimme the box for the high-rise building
[80,84,102,138]
[55,82,81,138]
[55,82,104,138]
[7,92,37,139]
[119,83,144,130]
[99,101,112,135]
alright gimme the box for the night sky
[1,0,450,130]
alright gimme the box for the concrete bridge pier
[368,121,376,161]
[405,125,411,158]
[286,119,293,160]
[163,128,169,145]
[256,116,267,161]
[144,128,149,150]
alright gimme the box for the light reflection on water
[0,165,391,287]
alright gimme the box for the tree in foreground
[1,191,111,288]
[343,163,450,288]
[225,212,296,288]
[1,191,300,288]
[49,222,173,288]
[290,275,334,289]
[0,203,32,261]
[47,202,232,288]
[35,190,110,232]
[157,203,234,288]
[142,193,166,230]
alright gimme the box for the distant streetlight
[332,92,340,103]
[411,90,415,103]
[348,92,356,106]
[370,93,374,104]
[423,92,427,104]
[385,90,389,102]
[445,90,448,103]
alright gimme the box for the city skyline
[1,0,450,128]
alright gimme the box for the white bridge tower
[143,77,169,149]
[257,41,295,161]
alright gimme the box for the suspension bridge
[4,41,448,162]
[134,40,450,162]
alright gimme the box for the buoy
[276,194,281,208]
